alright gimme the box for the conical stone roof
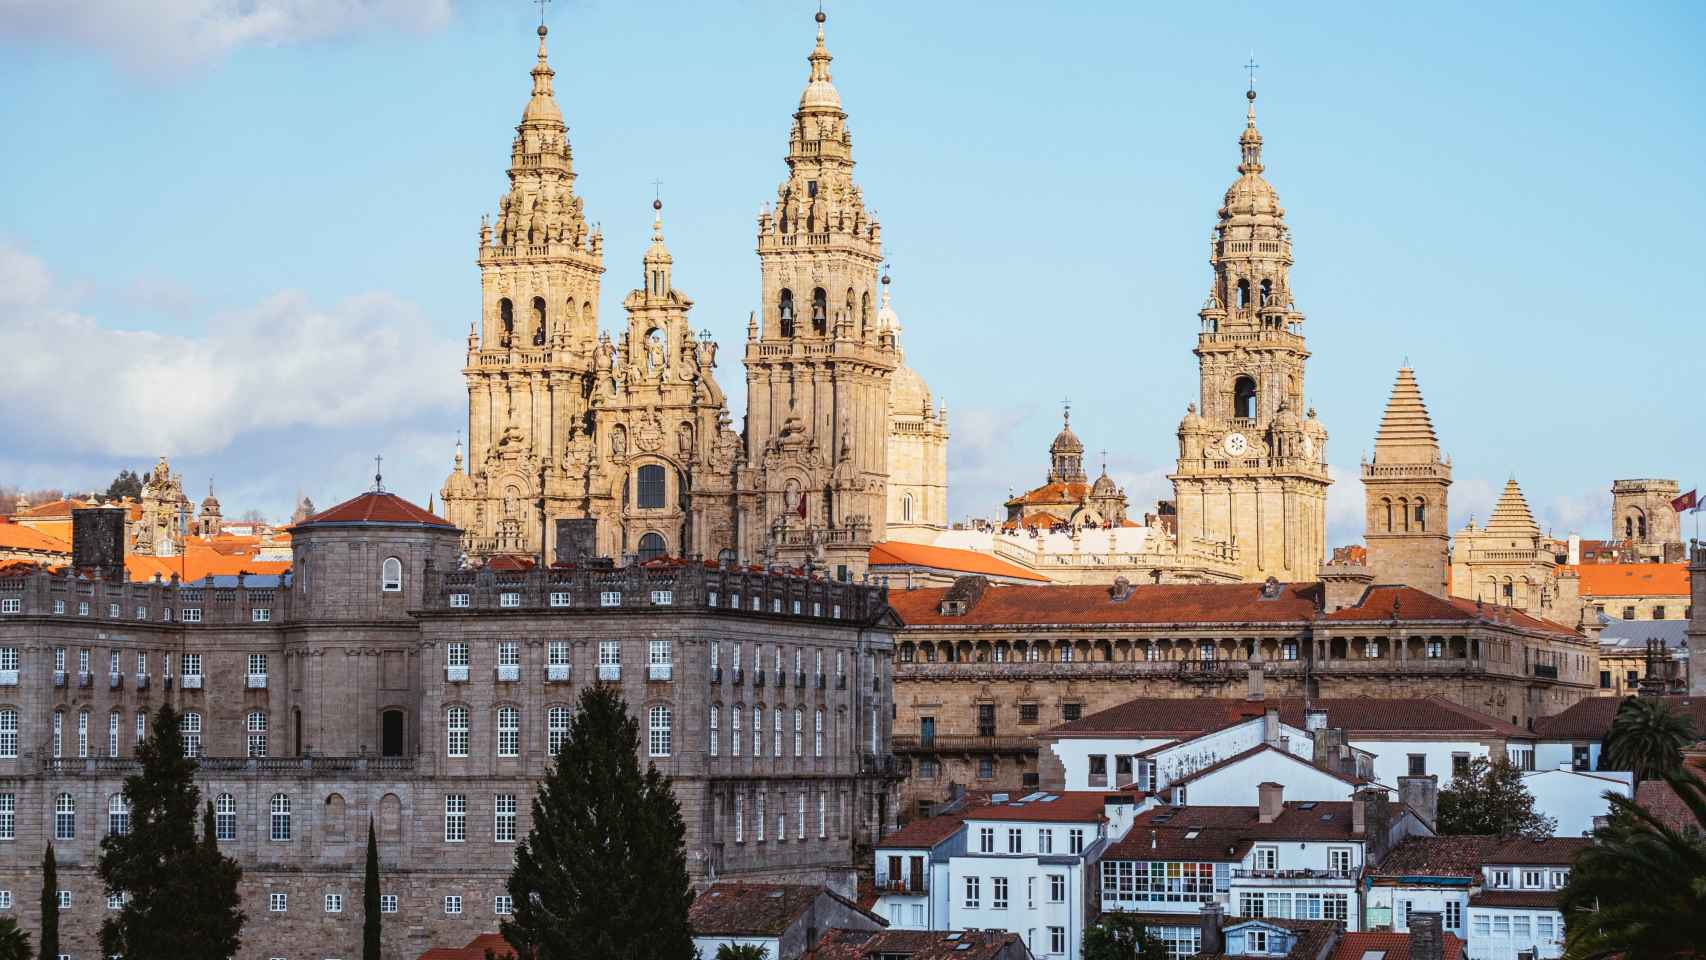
[1484,479,1541,537]
[1372,367,1441,465]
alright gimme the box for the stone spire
[642,198,672,298]
[1372,367,1442,464]
[1485,479,1542,537]
[521,24,563,125]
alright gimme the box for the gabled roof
[1166,743,1365,789]
[0,522,70,553]
[1635,779,1698,834]
[416,934,514,960]
[1051,696,1530,741]
[891,580,1322,627]
[1374,835,1588,877]
[1534,695,1706,741]
[877,804,984,850]
[1567,563,1689,598]
[807,928,1022,960]
[291,491,454,530]
[1105,802,1365,861]
[688,883,882,937]
[869,541,1050,583]
[1004,481,1090,507]
[1328,931,1465,960]
[962,791,1124,825]
[1321,585,1579,638]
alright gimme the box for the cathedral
[442,13,946,579]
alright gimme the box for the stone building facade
[0,491,900,960]
[881,278,951,544]
[883,575,1594,816]
[1612,479,1684,561]
[1361,367,1451,597]
[444,13,938,579]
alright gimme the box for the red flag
[1674,489,1699,513]
[797,493,808,519]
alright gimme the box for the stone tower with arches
[1362,367,1451,596]
[1170,87,1330,582]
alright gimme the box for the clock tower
[1170,87,1330,582]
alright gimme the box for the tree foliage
[1082,914,1171,960]
[1561,768,1706,959]
[714,946,770,960]
[0,916,28,960]
[36,844,56,960]
[105,469,144,501]
[1603,697,1694,783]
[499,684,696,960]
[1437,755,1556,839]
[98,703,245,960]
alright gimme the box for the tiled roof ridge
[292,490,453,529]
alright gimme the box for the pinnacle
[1484,478,1541,537]
[1370,366,1441,464]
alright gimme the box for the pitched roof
[1483,479,1541,537]
[877,805,984,849]
[1320,585,1579,638]
[1482,836,1591,866]
[1165,744,1364,789]
[1567,563,1689,598]
[869,541,1050,583]
[1052,696,1530,740]
[1371,367,1442,463]
[1534,696,1706,741]
[688,883,881,937]
[1469,890,1561,910]
[291,491,453,529]
[890,580,1322,627]
[1328,931,1465,960]
[1105,802,1365,860]
[1635,779,1698,833]
[1372,836,1502,878]
[0,522,70,553]
[1005,481,1090,507]
[807,928,1023,960]
[416,934,515,960]
[963,791,1122,824]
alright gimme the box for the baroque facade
[0,491,901,960]
[444,13,935,579]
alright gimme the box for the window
[0,793,13,840]
[495,794,517,842]
[648,705,671,757]
[444,794,467,842]
[497,706,519,757]
[1038,829,1053,854]
[548,640,569,667]
[450,592,471,608]
[76,709,88,758]
[1062,703,1082,721]
[774,708,783,758]
[548,706,571,756]
[0,600,19,615]
[381,557,403,592]
[814,709,824,757]
[182,652,201,680]
[1019,703,1039,724]
[992,876,1009,910]
[650,589,673,606]
[794,708,803,757]
[108,795,130,836]
[1623,606,1636,620]
[252,607,271,622]
[1522,868,1544,888]
[1049,926,1066,956]
[964,876,980,909]
[753,706,763,756]
[271,794,292,841]
[247,711,268,757]
[1254,846,1278,871]
[600,591,621,607]
[136,710,146,744]
[444,896,462,915]
[56,890,70,909]
[978,756,993,779]
[380,894,398,913]
[53,792,75,840]
[731,706,742,756]
[1009,828,1023,853]
[495,894,514,916]
[51,710,61,758]
[446,706,469,757]
[1069,828,1085,854]
[1248,931,1269,952]
[650,639,672,667]
[1408,754,1427,776]
[499,592,521,608]
[1656,606,1668,620]
[1489,869,1511,888]
[979,827,995,852]
[215,794,236,841]
[1444,899,1463,931]
[0,710,15,759]
[447,641,469,668]
[325,894,344,913]
[599,640,619,665]
[548,591,570,608]
[1452,753,1471,779]
[270,892,288,912]
[498,642,519,669]
[1049,873,1066,903]
[1328,847,1352,875]
[636,466,667,510]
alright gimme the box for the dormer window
[381,557,403,593]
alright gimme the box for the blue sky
[1,1,1701,548]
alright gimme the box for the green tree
[1560,769,1706,959]
[98,704,245,960]
[0,916,30,960]
[714,946,770,960]
[36,844,56,960]
[363,818,381,960]
[1082,915,1171,960]
[105,469,143,501]
[499,684,696,960]
[1437,756,1556,839]
[1603,697,1694,783]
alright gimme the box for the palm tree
[714,946,769,960]
[0,916,28,960]
[1561,769,1706,959]
[1603,698,1695,782]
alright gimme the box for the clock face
[1223,432,1249,457]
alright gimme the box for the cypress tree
[36,844,55,960]
[499,684,696,960]
[98,703,245,959]
[363,818,381,960]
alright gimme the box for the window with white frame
[649,639,671,667]
[76,709,88,758]
[499,592,521,608]
[648,705,672,757]
[56,889,70,908]
[1254,846,1278,871]
[269,892,288,912]
[756,793,766,841]
[753,706,763,756]
[818,792,826,838]
[497,706,520,757]
[54,793,75,840]
[709,706,719,756]
[0,648,16,674]
[964,875,980,909]
[1038,828,1053,854]
[1522,869,1544,888]
[548,591,570,608]
[444,895,462,915]
[270,793,291,841]
[547,706,571,757]
[731,705,742,756]
[325,893,343,913]
[794,708,803,757]
[1328,847,1352,875]
[598,640,619,665]
[134,710,145,744]
[51,710,61,758]
[1489,869,1511,888]
[247,711,268,757]
[446,707,469,757]
[182,607,202,622]
[979,827,995,853]
[814,709,824,757]
[735,794,744,843]
[380,894,398,913]
[773,708,783,758]
[248,653,267,678]
[215,794,236,841]
[179,711,202,758]
[449,592,471,608]
[797,793,806,839]
[0,793,13,840]
[381,557,403,592]
[106,711,118,757]
[599,591,621,607]
[1049,926,1066,956]
[1009,828,1023,853]
[993,876,1009,910]
[182,652,201,681]
[0,710,16,759]
[0,600,16,615]
[447,641,469,669]
[548,640,569,668]
[495,894,514,916]
[251,607,271,622]
[498,641,519,668]
[649,590,673,606]
[444,794,467,842]
[1069,828,1085,855]
[1444,899,1463,931]
[1049,873,1066,903]
[495,793,517,842]
[107,795,131,836]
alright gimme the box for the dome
[1091,471,1118,497]
[200,492,221,514]
[889,364,931,416]
[1221,173,1282,219]
[799,21,842,112]
[521,28,564,125]
[1049,423,1083,456]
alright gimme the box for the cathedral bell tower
[1362,367,1451,595]
[1170,86,1330,582]
[741,10,896,578]
[443,24,606,558]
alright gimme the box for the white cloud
[0,241,461,462]
[0,0,453,74]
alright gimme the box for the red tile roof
[963,791,1126,824]
[1005,482,1091,507]
[1469,890,1561,910]
[0,522,70,553]
[1565,563,1689,598]
[1635,779,1698,833]
[1328,931,1465,960]
[1052,696,1530,740]
[292,491,453,529]
[416,934,515,960]
[807,928,1023,960]
[688,883,881,937]
[870,541,1050,582]
[1535,696,1706,741]
[878,804,985,850]
[1105,802,1365,860]
[1322,585,1579,638]
[1372,836,1501,878]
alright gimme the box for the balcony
[732,667,744,685]
[134,674,149,691]
[445,666,470,683]
[649,664,673,682]
[878,875,929,895]
[77,672,93,689]
[710,666,723,684]
[1532,664,1559,680]
[776,670,787,689]
[108,673,123,690]
[754,670,766,688]
[861,753,901,776]
[1230,867,1356,883]
[597,664,621,682]
[0,670,16,687]
[546,664,571,683]
[245,674,267,690]
[181,674,203,690]
[496,665,520,683]
[815,673,826,689]
[53,671,66,688]
[836,675,847,690]
[795,671,807,689]
[891,734,1036,755]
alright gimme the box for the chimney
[1398,775,1439,832]
[72,506,127,581]
[1199,902,1225,955]
[1257,782,1283,824]
[1263,707,1280,743]
[1355,787,1393,853]
[1247,646,1266,702]
[1318,561,1374,612]
[1408,911,1444,960]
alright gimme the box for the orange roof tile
[293,491,453,529]
[416,934,515,960]
[869,541,1049,583]
[964,791,1122,824]
[0,522,71,553]
[1004,482,1089,507]
[1329,931,1464,960]
[17,499,91,519]
[1564,563,1689,599]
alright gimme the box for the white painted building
[1522,765,1632,836]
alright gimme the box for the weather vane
[534,0,550,29]
[1245,55,1259,92]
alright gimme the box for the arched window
[497,706,520,758]
[794,707,804,757]
[901,494,913,523]
[1236,279,1251,309]
[1398,497,1411,532]
[547,706,571,757]
[446,706,469,758]
[861,290,871,334]
[845,288,856,330]
[381,557,403,593]
[246,710,268,758]
[811,288,828,334]
[779,289,795,337]
[647,705,672,757]
[1414,498,1427,530]
[54,793,75,840]
[815,708,824,757]
[270,793,291,841]
[499,298,514,345]
[1382,498,1393,532]
[214,793,236,841]
[637,532,666,562]
[1637,513,1648,540]
[325,793,347,838]
[636,465,666,510]
[180,711,202,758]
[108,795,130,836]
[379,793,402,841]
[0,708,17,759]
[1259,278,1273,306]
[1232,376,1257,420]
[532,296,547,346]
